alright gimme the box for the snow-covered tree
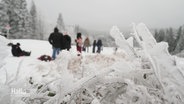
[0,2,9,34]
[30,0,38,39]
[174,26,184,53]
[37,13,45,40]
[1,0,32,39]
[175,26,182,44]
[154,26,184,54]
[165,28,175,52]
[57,13,65,32]
[157,29,165,42]
[154,29,159,41]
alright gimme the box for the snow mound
[0,36,11,103]
[0,36,10,68]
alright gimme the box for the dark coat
[11,44,19,56]
[65,35,71,49]
[49,31,63,48]
[96,40,102,47]
[92,40,96,53]
[11,44,29,56]
[93,40,96,47]
[62,35,71,50]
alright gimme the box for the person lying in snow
[9,43,31,57]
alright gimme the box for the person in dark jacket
[63,32,71,51]
[96,39,103,53]
[48,27,63,60]
[10,43,31,57]
[92,40,96,53]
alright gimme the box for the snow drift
[0,36,10,68]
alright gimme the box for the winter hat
[77,32,82,38]
[54,27,59,32]
[16,43,20,46]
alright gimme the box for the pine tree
[30,0,38,39]
[175,26,182,45]
[37,13,45,40]
[1,0,32,39]
[165,28,175,52]
[57,13,65,32]
[156,29,165,42]
[154,29,159,42]
[0,2,9,34]
[174,26,184,53]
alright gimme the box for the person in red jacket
[75,33,83,56]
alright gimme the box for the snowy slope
[0,36,11,104]
[0,23,184,104]
[0,36,10,68]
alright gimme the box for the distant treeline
[154,25,184,54]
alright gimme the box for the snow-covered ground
[0,23,184,104]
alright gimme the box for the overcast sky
[29,0,184,31]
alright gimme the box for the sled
[38,55,52,62]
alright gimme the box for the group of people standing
[48,27,103,60]
[76,34,103,54]
[92,39,103,53]
[48,27,71,60]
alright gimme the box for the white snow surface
[135,23,157,49]
[0,36,10,68]
[0,23,184,104]
[126,37,134,47]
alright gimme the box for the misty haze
[1,0,184,104]
[28,0,184,30]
